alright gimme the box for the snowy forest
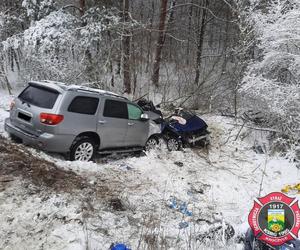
[1,1,300,249]
[0,0,300,151]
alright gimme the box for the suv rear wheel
[70,137,96,161]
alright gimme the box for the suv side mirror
[140,113,149,121]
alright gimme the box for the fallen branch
[227,123,279,133]
[0,176,14,182]
[234,120,247,141]
[133,92,148,102]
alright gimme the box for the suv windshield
[19,85,59,109]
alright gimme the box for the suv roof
[29,80,128,100]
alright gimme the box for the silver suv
[5,81,160,161]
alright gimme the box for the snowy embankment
[0,90,299,250]
[0,89,13,136]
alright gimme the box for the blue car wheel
[167,137,181,151]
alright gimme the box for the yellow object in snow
[281,183,300,194]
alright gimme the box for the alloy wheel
[74,142,94,161]
[167,138,180,151]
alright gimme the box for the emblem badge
[248,192,300,246]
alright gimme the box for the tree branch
[167,3,237,23]
[62,5,82,13]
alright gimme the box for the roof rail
[103,92,128,100]
[68,86,128,100]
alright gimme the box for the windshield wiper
[21,100,31,108]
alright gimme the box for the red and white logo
[248,192,300,246]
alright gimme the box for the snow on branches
[240,0,300,138]
[23,10,79,51]
[0,6,133,84]
[22,0,56,21]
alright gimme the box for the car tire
[167,137,181,151]
[145,136,159,151]
[69,136,96,162]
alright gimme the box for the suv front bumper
[4,118,74,153]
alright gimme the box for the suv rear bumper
[4,118,74,153]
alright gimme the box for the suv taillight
[40,113,64,125]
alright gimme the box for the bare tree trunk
[9,48,14,72]
[146,0,155,73]
[0,61,12,95]
[151,0,168,87]
[131,40,137,95]
[106,17,115,87]
[79,0,85,16]
[186,0,193,65]
[79,0,93,79]
[109,53,114,87]
[4,75,12,95]
[165,0,176,61]
[123,0,131,93]
[194,0,208,85]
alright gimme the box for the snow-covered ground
[0,89,14,136]
[0,90,299,250]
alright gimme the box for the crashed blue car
[161,108,210,151]
[137,99,209,151]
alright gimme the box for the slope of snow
[0,90,299,249]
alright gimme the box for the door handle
[128,122,135,126]
[98,120,107,124]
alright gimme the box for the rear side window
[127,103,142,120]
[68,96,99,115]
[19,85,59,109]
[103,99,128,119]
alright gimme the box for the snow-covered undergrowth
[0,91,299,249]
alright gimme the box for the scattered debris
[179,221,189,229]
[252,145,264,154]
[188,182,210,195]
[174,161,184,167]
[243,110,265,124]
[110,243,131,250]
[196,221,235,243]
[168,197,192,216]
[281,183,300,194]
[109,198,126,211]
[252,140,266,154]
[118,163,133,170]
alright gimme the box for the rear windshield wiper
[20,99,31,108]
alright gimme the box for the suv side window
[68,96,99,115]
[127,103,142,120]
[103,99,128,119]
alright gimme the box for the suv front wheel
[145,136,159,151]
[70,137,96,161]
